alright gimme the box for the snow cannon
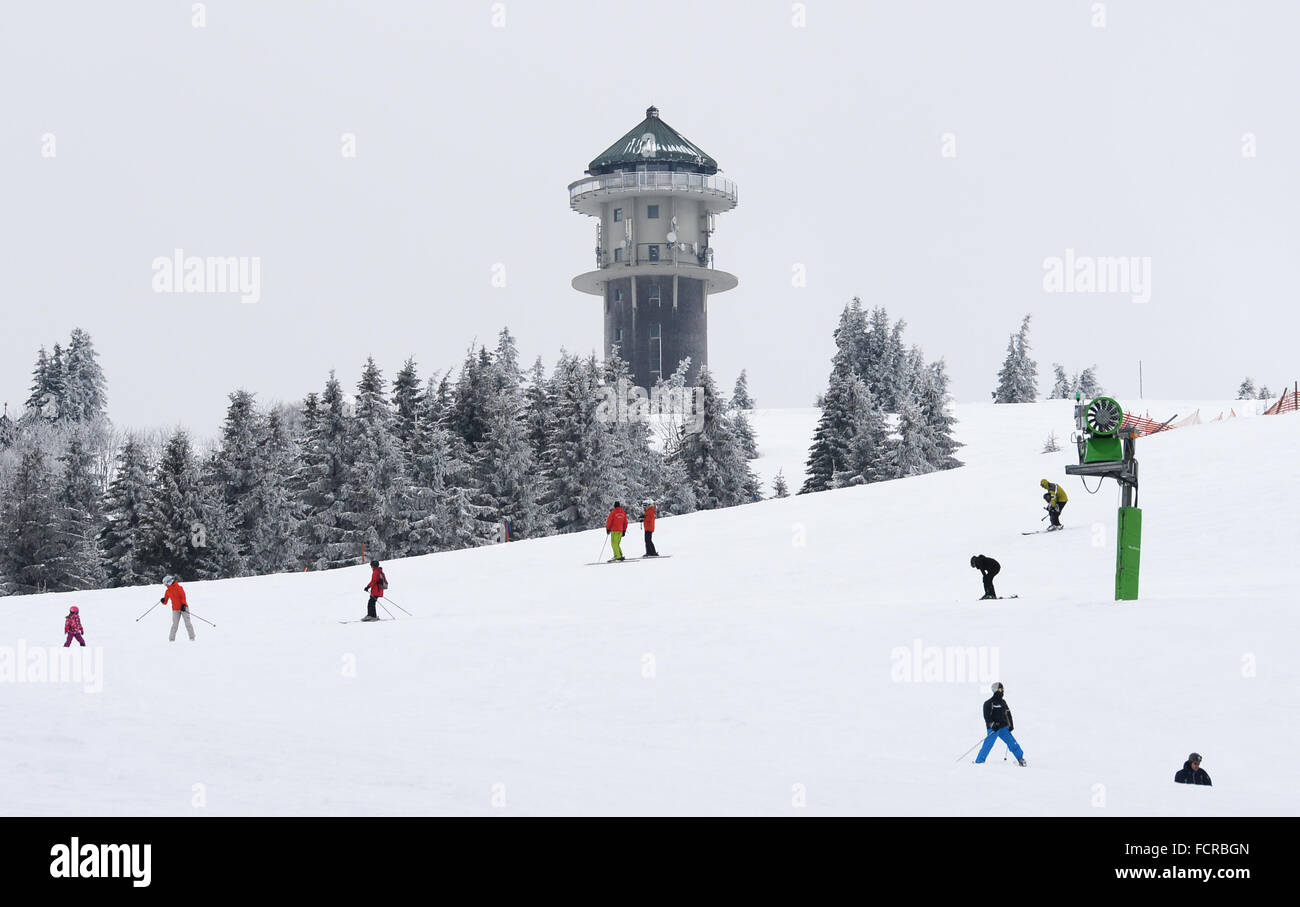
[1065,392,1142,601]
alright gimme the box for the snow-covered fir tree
[992,315,1038,403]
[1258,385,1273,401]
[336,358,414,560]
[730,369,755,410]
[772,470,790,498]
[53,435,106,589]
[885,392,931,479]
[1075,366,1102,398]
[1042,431,1061,453]
[294,372,354,569]
[0,449,63,593]
[915,360,963,471]
[545,351,620,532]
[678,367,755,508]
[62,328,108,423]
[141,430,239,581]
[244,410,302,574]
[1237,378,1257,400]
[99,437,154,587]
[1049,364,1072,399]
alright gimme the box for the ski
[586,559,642,566]
[978,595,1019,600]
[637,554,672,560]
[1022,527,1074,535]
[338,618,395,624]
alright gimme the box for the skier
[970,554,1001,600]
[639,498,658,557]
[605,502,629,562]
[1040,478,1068,530]
[160,575,195,642]
[1174,753,1212,786]
[361,559,388,622]
[975,682,1026,766]
[63,605,85,647]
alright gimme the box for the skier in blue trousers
[975,682,1026,766]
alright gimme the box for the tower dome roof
[586,106,719,175]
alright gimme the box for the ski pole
[597,534,609,564]
[377,600,397,620]
[186,610,217,627]
[135,600,162,622]
[382,596,413,616]
[956,733,990,762]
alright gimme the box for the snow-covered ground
[3,399,1297,816]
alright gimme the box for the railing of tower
[569,171,738,204]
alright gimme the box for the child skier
[605,502,629,562]
[161,575,195,641]
[63,605,85,647]
[639,498,658,557]
[970,554,1001,600]
[1040,478,1068,530]
[975,682,1026,766]
[362,559,388,622]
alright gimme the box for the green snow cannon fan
[1081,396,1125,463]
[1065,393,1142,601]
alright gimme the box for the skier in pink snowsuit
[64,606,86,647]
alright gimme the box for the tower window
[615,328,624,343]
[614,248,622,263]
[648,245,659,262]
[647,205,659,219]
[614,288,623,302]
[648,285,661,305]
[613,208,623,222]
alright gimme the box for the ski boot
[1017,758,1027,766]
[361,614,380,622]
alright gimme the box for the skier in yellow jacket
[1040,479,1068,530]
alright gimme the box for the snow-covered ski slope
[3,400,1297,816]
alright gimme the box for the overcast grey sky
[2,1,1295,434]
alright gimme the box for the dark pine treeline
[0,328,760,595]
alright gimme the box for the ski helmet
[643,498,654,506]
[69,606,79,614]
[1188,753,1202,764]
[991,682,1004,694]
[1040,479,1050,488]
[370,559,379,568]
[970,555,978,568]
[162,575,175,586]
[614,501,622,509]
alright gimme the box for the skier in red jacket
[605,503,629,562]
[63,605,86,647]
[638,499,658,557]
[161,575,195,641]
[362,559,388,621]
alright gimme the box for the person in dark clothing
[639,498,658,557]
[1174,753,1212,785]
[975,682,1026,766]
[970,554,1000,600]
[362,559,388,622]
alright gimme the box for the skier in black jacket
[1174,753,1212,785]
[970,554,1000,600]
[975,682,1026,765]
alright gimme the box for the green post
[1116,506,1142,600]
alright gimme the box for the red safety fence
[1263,383,1300,415]
[1120,412,1176,436]
[1116,381,1297,435]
